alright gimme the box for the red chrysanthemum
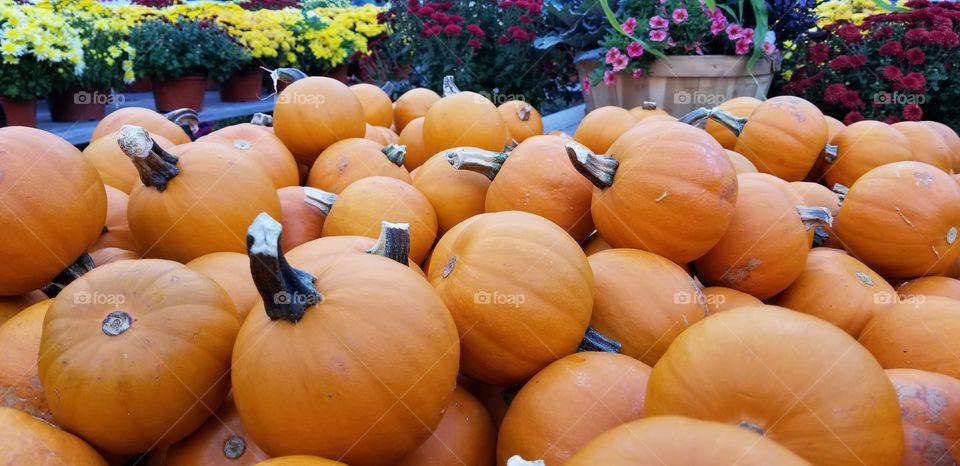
[498,35,510,45]
[844,111,866,125]
[904,47,926,65]
[879,41,903,56]
[466,24,485,37]
[900,72,927,91]
[838,24,862,42]
[840,90,865,109]
[883,65,904,81]
[444,24,462,35]
[467,38,482,49]
[824,83,849,105]
[905,28,929,44]
[829,54,867,71]
[883,115,901,124]
[807,43,830,62]
[903,103,923,120]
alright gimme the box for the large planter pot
[124,78,152,93]
[576,52,776,115]
[0,96,37,127]
[323,64,349,83]
[220,69,264,102]
[49,90,107,122]
[153,75,206,112]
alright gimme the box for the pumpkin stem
[507,456,546,466]
[267,67,308,94]
[117,125,180,192]
[247,212,322,323]
[250,113,273,127]
[40,252,96,298]
[442,75,460,96]
[796,205,834,231]
[641,101,658,110]
[102,310,133,336]
[302,187,337,215]
[678,107,747,136]
[823,143,839,163]
[833,183,849,204]
[367,221,410,266]
[445,148,510,181]
[516,104,532,122]
[736,420,765,436]
[223,435,246,460]
[163,108,199,138]
[382,144,407,167]
[565,143,618,188]
[577,325,622,353]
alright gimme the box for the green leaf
[746,0,768,73]
[598,0,669,61]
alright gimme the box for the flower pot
[0,96,37,127]
[220,69,264,102]
[206,76,219,91]
[153,75,206,112]
[324,64,349,83]
[124,78,152,93]
[576,52,777,116]
[49,90,107,122]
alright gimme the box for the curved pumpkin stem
[516,104,533,122]
[250,113,273,127]
[566,143,618,188]
[445,148,510,181]
[641,101,658,110]
[40,252,95,298]
[797,205,833,231]
[507,456,546,466]
[382,144,407,167]
[302,187,337,215]
[163,108,199,138]
[367,221,411,266]
[247,212,321,323]
[832,183,849,204]
[823,143,839,163]
[117,125,180,192]
[678,107,747,135]
[577,325,622,353]
[267,67,308,94]
[442,75,460,97]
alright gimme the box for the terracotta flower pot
[0,96,37,127]
[124,78,152,93]
[49,90,107,122]
[324,64,349,83]
[153,75,206,112]
[220,69,264,102]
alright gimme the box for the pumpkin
[424,213,490,278]
[587,248,705,365]
[120,127,282,263]
[83,131,176,193]
[398,116,430,170]
[0,407,107,465]
[90,185,135,252]
[860,296,960,379]
[824,121,914,189]
[162,397,268,466]
[496,352,651,465]
[628,101,671,121]
[0,299,52,421]
[572,106,638,153]
[396,387,496,466]
[887,368,960,466]
[646,305,905,465]
[806,115,847,183]
[566,416,811,466]
[729,96,829,180]
[0,291,45,326]
[255,457,346,466]
[547,129,572,138]
[232,214,459,464]
[899,276,960,301]
[364,123,399,146]
[394,87,441,133]
[38,260,239,454]
[787,181,842,247]
[198,123,299,188]
[88,247,138,266]
[774,248,895,336]
[924,120,960,173]
[700,286,762,313]
[834,161,960,279]
[695,174,826,299]
[186,252,258,321]
[277,186,330,251]
[704,96,762,149]
[273,77,366,165]
[569,122,738,264]
[321,176,437,264]
[498,100,543,143]
[91,107,190,145]
[0,127,107,296]
[582,233,611,256]
[350,83,394,128]
[725,149,758,173]
[456,374,510,428]
[411,150,492,235]
[306,138,411,193]
[289,221,425,276]
[423,78,509,155]
[893,121,954,173]
[427,211,593,386]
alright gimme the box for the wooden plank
[542,104,585,135]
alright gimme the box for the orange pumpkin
[90,185,136,252]
[276,186,330,251]
[569,122,738,264]
[233,214,459,464]
[582,233,611,256]
[364,123,399,145]
[398,116,430,170]
[899,276,960,301]
[427,211,593,386]
[83,131,176,193]
[162,397,268,465]
[572,106,637,153]
[924,120,960,173]
[700,286,762,313]
[198,123,299,188]
[566,416,811,465]
[498,100,543,143]
[0,300,53,421]
[88,247,138,266]
[424,213,490,278]
[186,252,258,321]
[38,260,239,454]
[806,115,847,183]
[274,77,366,165]
[456,375,510,429]
[306,138,410,193]
[824,120,914,189]
[411,150,492,235]
[0,406,107,465]
[290,222,425,276]
[350,83,394,128]
[396,387,496,466]
[887,368,960,466]
[895,121,954,173]
[255,457,346,466]
[628,101,671,121]
[0,127,107,296]
[725,149,758,173]
[860,296,960,379]
[394,87,441,133]
[0,291,45,326]
[423,79,509,155]
[496,352,651,465]
[704,96,761,149]
[91,107,190,145]
[646,305,905,465]
[833,161,960,279]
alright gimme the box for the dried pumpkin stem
[566,143,618,188]
[117,125,180,192]
[516,104,533,121]
[268,67,308,91]
[833,183,849,204]
[737,420,765,436]
[163,108,199,137]
[507,456,546,466]
[442,75,460,96]
[302,187,337,215]
[102,310,132,336]
[382,144,407,167]
[40,252,95,298]
[641,101,658,110]
[250,113,273,127]
[823,143,839,163]
[678,107,747,136]
[247,212,322,323]
[367,221,411,266]
[446,148,510,180]
[797,205,834,231]
[577,325,622,353]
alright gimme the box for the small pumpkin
[186,252,259,321]
[496,352,651,465]
[89,185,136,252]
[364,123,399,146]
[704,96,761,149]
[898,276,960,301]
[350,83,394,128]
[805,115,846,183]
[456,375,510,428]
[398,116,430,170]
[91,107,190,145]
[628,101,671,121]
[273,77,366,165]
[0,291,45,326]
[423,77,509,155]
[394,87,441,133]
[306,138,411,193]
[572,106,637,153]
[646,305,905,465]
[582,233,611,256]
[725,149,758,174]
[887,368,960,466]
[0,299,53,421]
[700,286,762,313]
[255,457,346,466]
[823,120,915,189]
[424,213,490,278]
[289,221,425,276]
[860,296,960,380]
[198,123,299,188]
[276,186,331,251]
[498,100,543,143]
[412,150,492,235]
[162,397,268,466]
[0,407,107,465]
[83,131,176,193]
[396,387,496,466]
[924,120,960,173]
[894,121,954,173]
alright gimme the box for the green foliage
[129,19,251,82]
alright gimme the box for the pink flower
[612,54,628,72]
[761,41,776,55]
[632,69,644,78]
[603,70,616,87]
[649,16,669,29]
[710,19,726,34]
[466,24,485,37]
[626,41,644,57]
[735,37,751,55]
[649,30,668,42]
[467,38,482,49]
[582,77,590,94]
[621,17,637,36]
[667,37,676,48]
[605,47,622,65]
[726,23,743,39]
[672,8,688,24]
[741,28,754,41]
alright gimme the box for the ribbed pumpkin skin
[398,117,430,170]
[498,100,543,143]
[734,96,828,181]
[394,88,440,133]
[824,120,915,188]
[924,120,960,173]
[567,416,812,466]
[725,149,758,173]
[276,186,327,252]
[700,286,762,313]
[705,96,762,149]
[895,121,954,173]
[573,106,637,153]
[306,138,411,194]
[88,247,138,266]
[860,296,960,380]
[0,407,107,466]
[91,107,190,145]
[496,352,651,465]
[646,306,905,465]
[396,387,496,466]
[0,127,107,296]
[628,104,671,121]
[288,235,424,276]
[273,77,366,165]
[411,151,491,235]
[186,252,258,321]
[0,292,45,327]
[162,397,269,466]
[350,83,394,128]
[899,276,960,301]
[0,300,52,421]
[887,368,960,466]
[198,123,300,188]
[423,92,509,156]
[83,131,176,193]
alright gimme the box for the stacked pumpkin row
[2,72,960,465]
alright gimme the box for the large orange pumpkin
[704,96,761,149]
[91,107,190,145]
[38,260,239,454]
[162,397,269,466]
[186,252,258,321]
[423,79,509,155]
[364,123,399,146]
[396,387,496,466]
[566,416,812,465]
[572,106,637,153]
[233,214,460,465]
[496,352,651,465]
[0,299,52,421]
[88,247,137,266]
[498,100,543,143]
[83,131,176,193]
[394,87,440,133]
[700,286,762,313]
[833,161,960,279]
[0,291,45,326]
[198,123,299,188]
[412,150,492,235]
[646,305,905,465]
[120,127,282,263]
[398,116,430,170]
[276,186,330,251]
[824,120,914,189]
[730,96,829,180]
[427,211,594,386]
[899,276,960,301]
[350,83,394,128]
[424,213,490,277]
[887,368,960,466]
[306,138,410,193]
[860,296,960,379]
[924,120,960,173]
[0,127,107,296]
[90,185,136,252]
[895,121,954,173]
[0,406,107,465]
[273,77,366,165]
[569,121,738,264]
[806,115,846,183]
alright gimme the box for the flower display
[816,0,889,26]
[0,0,84,99]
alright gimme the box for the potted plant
[129,18,249,112]
[293,4,389,82]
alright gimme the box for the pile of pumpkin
[3,72,960,466]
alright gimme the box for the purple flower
[605,47,622,65]
[735,37,751,55]
[726,23,743,39]
[621,17,637,36]
[649,16,669,29]
[626,41,644,57]
[672,8,688,24]
[649,30,668,42]
[603,70,617,87]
